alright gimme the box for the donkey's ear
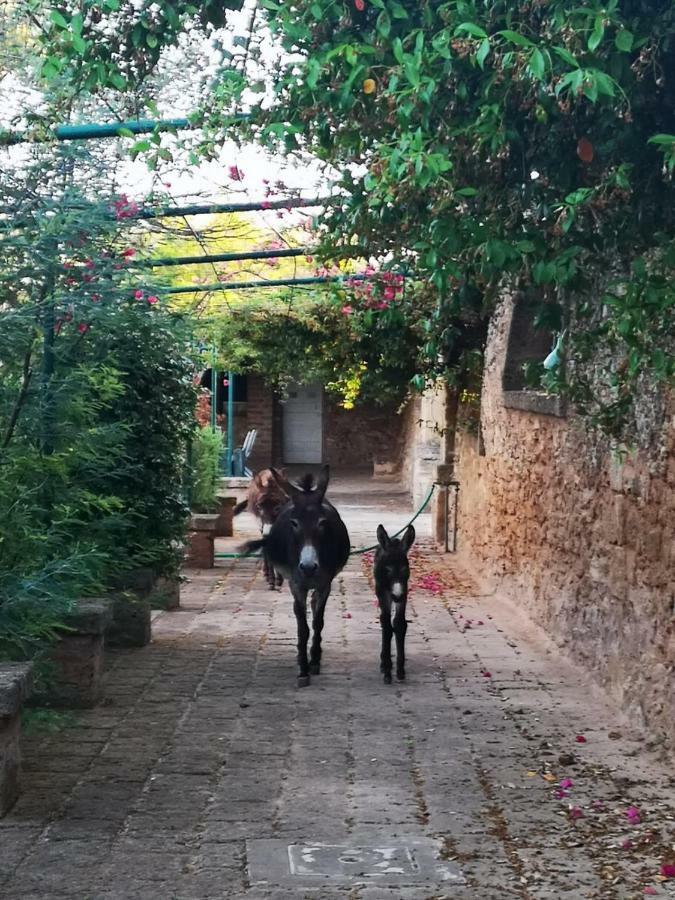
[315,464,330,501]
[271,467,299,500]
[376,524,390,549]
[401,524,416,552]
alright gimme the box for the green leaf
[528,47,545,79]
[456,186,478,196]
[553,46,579,68]
[71,33,87,54]
[117,127,135,138]
[392,38,405,65]
[498,30,534,47]
[109,72,127,90]
[50,9,69,29]
[588,16,604,51]
[146,33,158,48]
[389,1,409,19]
[454,22,488,39]
[615,29,633,52]
[70,12,83,34]
[476,38,490,69]
[376,10,391,38]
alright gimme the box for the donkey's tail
[238,538,266,557]
[233,499,248,516]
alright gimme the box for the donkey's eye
[290,519,299,529]
[318,517,327,528]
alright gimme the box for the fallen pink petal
[575,735,587,743]
[560,778,574,790]
[568,806,584,820]
[643,888,658,896]
[660,864,675,878]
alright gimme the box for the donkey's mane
[296,474,316,493]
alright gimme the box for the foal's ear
[315,464,330,501]
[376,524,390,549]
[401,524,416,553]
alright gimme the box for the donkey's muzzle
[299,560,319,577]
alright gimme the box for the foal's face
[376,543,411,599]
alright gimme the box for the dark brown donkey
[234,468,289,588]
[374,523,415,683]
[241,466,350,686]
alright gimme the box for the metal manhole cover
[247,838,465,886]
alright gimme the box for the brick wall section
[454,295,675,748]
[322,396,406,468]
[245,376,274,471]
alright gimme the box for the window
[502,294,567,417]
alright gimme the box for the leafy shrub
[190,426,224,513]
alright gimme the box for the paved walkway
[3,473,675,899]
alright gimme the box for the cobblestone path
[2,478,675,900]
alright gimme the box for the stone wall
[454,295,675,748]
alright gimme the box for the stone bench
[0,663,33,817]
[148,576,181,611]
[104,568,154,648]
[37,600,111,708]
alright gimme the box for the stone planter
[105,593,152,649]
[373,460,398,480]
[214,496,237,537]
[0,663,33,817]
[149,576,181,611]
[185,513,219,569]
[36,600,111,709]
[108,567,156,599]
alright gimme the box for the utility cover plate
[247,838,465,886]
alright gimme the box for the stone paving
[2,474,675,899]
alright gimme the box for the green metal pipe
[165,274,367,295]
[130,196,330,220]
[227,371,234,476]
[0,115,249,146]
[143,247,310,268]
[210,344,217,433]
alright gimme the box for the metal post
[443,484,449,553]
[210,344,217,433]
[227,371,235,476]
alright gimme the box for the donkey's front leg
[379,594,393,684]
[291,584,311,686]
[393,599,407,682]
[309,586,330,675]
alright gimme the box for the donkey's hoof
[396,671,406,682]
[297,675,311,688]
[309,662,321,675]
[383,673,392,685]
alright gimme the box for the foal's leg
[379,594,393,684]
[393,598,408,682]
[291,583,311,686]
[309,586,330,675]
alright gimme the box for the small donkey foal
[374,523,415,684]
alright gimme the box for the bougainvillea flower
[568,806,584,820]
[625,806,642,825]
[560,778,574,790]
[355,0,365,9]
[554,789,568,800]
[660,864,675,878]
[134,290,144,299]
[341,305,354,315]
[621,838,634,850]
[228,165,243,181]
[147,295,158,305]
[643,888,657,896]
[482,671,492,678]
[575,735,587,743]
[77,322,89,334]
[122,248,136,258]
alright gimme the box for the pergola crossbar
[144,247,311,268]
[165,274,366,294]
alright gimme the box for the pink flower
[660,864,675,878]
[91,293,100,302]
[560,778,574,790]
[134,290,144,300]
[77,322,89,334]
[223,379,229,387]
[625,806,642,825]
[261,200,272,209]
[575,735,587,743]
[554,789,568,800]
[228,165,243,181]
[482,670,492,678]
[122,248,136,258]
[376,300,389,310]
[343,612,352,619]
[146,295,158,305]
[644,888,658,896]
[568,806,584,820]
[341,305,353,315]
[84,259,95,269]
[355,0,365,9]
[621,839,634,850]
[383,285,396,301]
